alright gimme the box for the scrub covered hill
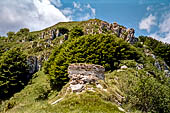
[0,19,170,113]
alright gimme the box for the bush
[109,69,170,113]
[129,75,170,113]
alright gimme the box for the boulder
[70,84,84,92]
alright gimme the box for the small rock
[96,84,103,89]
[70,84,84,92]
[121,65,128,69]
[136,64,143,70]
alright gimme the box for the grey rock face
[85,20,136,43]
[27,56,39,74]
[68,63,105,92]
[154,61,162,71]
[40,32,45,39]
[31,41,37,48]
[68,63,105,80]
[51,29,56,40]
[39,28,64,40]
[121,65,128,69]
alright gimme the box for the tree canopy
[0,48,29,99]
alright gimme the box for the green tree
[7,32,15,39]
[57,27,69,35]
[69,27,84,38]
[19,28,29,34]
[0,48,29,99]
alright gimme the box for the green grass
[0,71,52,113]
[50,91,123,113]
[0,71,124,113]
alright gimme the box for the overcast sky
[0,0,170,43]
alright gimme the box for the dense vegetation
[108,67,170,113]
[44,34,141,90]
[0,48,29,100]
[139,36,170,66]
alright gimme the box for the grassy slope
[0,71,124,113]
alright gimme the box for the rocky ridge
[26,19,138,76]
[83,20,137,44]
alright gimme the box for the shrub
[129,75,170,113]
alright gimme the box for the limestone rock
[27,56,39,74]
[68,63,105,92]
[40,32,45,39]
[68,63,105,80]
[70,84,84,92]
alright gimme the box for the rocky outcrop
[37,19,136,44]
[68,63,105,92]
[27,56,39,74]
[84,20,136,44]
[27,53,50,76]
[39,28,64,40]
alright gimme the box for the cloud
[49,0,62,7]
[73,1,82,11]
[79,13,91,21]
[150,32,170,44]
[150,13,170,44]
[61,8,73,15]
[71,2,96,21]
[61,8,73,20]
[0,0,96,36]
[86,4,96,16]
[139,14,156,32]
[159,13,170,33]
[0,0,69,36]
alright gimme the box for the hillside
[0,19,170,113]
